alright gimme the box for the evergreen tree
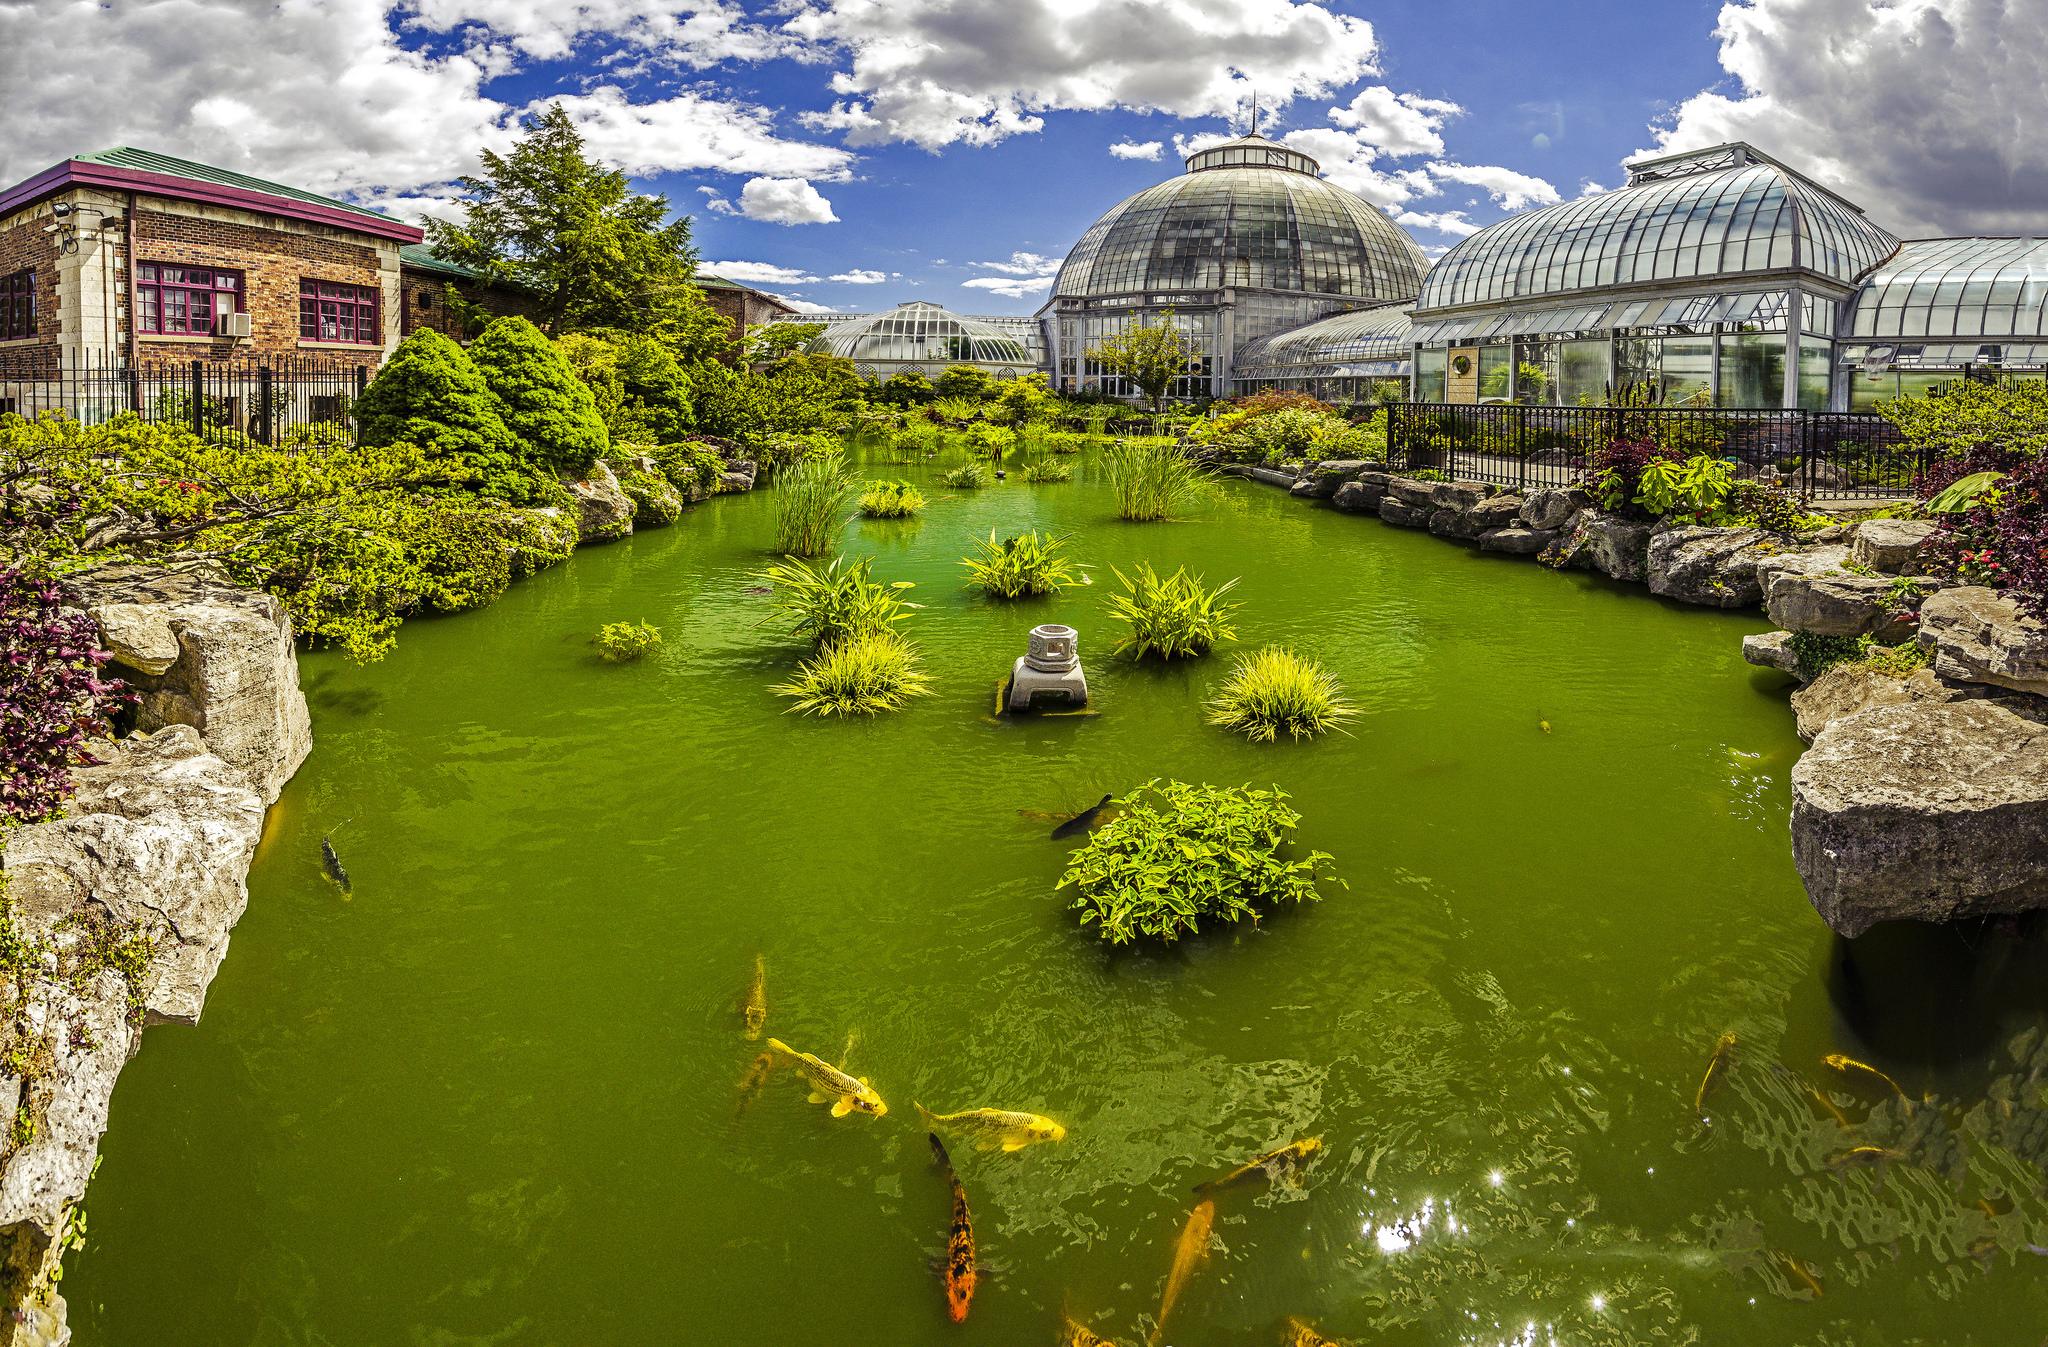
[557,331,695,444]
[469,316,608,477]
[354,328,531,500]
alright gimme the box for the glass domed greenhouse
[801,301,1041,381]
[1039,133,1429,400]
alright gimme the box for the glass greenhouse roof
[1416,143,1898,314]
[803,301,1034,368]
[1844,237,2048,341]
[1051,135,1427,303]
[1231,305,1412,375]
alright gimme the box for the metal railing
[0,351,372,446]
[1384,402,1922,499]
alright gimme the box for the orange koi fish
[928,1133,977,1323]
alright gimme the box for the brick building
[697,272,803,362]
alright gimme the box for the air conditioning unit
[215,311,252,339]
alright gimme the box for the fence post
[1515,404,1528,493]
[1798,412,1814,499]
[189,359,204,437]
[1387,402,1402,469]
[256,365,275,446]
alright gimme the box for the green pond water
[68,446,2048,1346]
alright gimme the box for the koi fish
[1062,1312,1120,1347]
[1149,1199,1215,1346]
[766,1038,886,1117]
[1285,1318,1346,1347]
[1805,1083,1850,1128]
[1695,1032,1737,1119]
[928,1133,977,1322]
[739,954,767,1041]
[1051,794,1114,840]
[1537,713,1551,735]
[917,1103,1065,1152]
[1827,1145,1904,1170]
[320,835,351,894]
[1194,1137,1323,1195]
[734,1051,775,1118]
[1823,1053,1908,1100]
[1772,1250,1823,1299]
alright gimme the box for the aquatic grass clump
[595,620,662,663]
[1105,564,1239,660]
[1019,459,1073,484]
[1103,439,1207,522]
[758,555,918,647]
[1205,647,1355,742]
[773,451,856,557]
[1058,780,1338,945]
[772,631,932,717]
[858,480,926,518]
[941,462,990,490]
[961,531,1085,599]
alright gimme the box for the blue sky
[6,2,2043,317]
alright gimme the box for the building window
[137,264,241,336]
[0,270,34,341]
[300,279,380,345]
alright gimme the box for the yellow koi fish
[1149,1198,1215,1346]
[916,1103,1065,1152]
[1773,1250,1824,1299]
[1194,1137,1323,1195]
[1827,1145,1904,1170]
[739,954,767,1040]
[1695,1032,1737,1119]
[1062,1312,1121,1347]
[1285,1317,1347,1347]
[1823,1053,1908,1100]
[766,1038,886,1118]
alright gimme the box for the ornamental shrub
[645,440,727,497]
[960,530,1085,599]
[557,330,694,444]
[0,569,129,829]
[607,454,684,527]
[1057,780,1339,946]
[1205,647,1355,742]
[1928,454,2048,619]
[354,328,531,500]
[934,366,998,402]
[1105,563,1239,660]
[470,316,609,479]
[595,620,663,663]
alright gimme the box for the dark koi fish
[928,1133,977,1323]
[320,835,351,894]
[1052,794,1114,840]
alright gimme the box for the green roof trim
[399,244,484,281]
[77,147,397,224]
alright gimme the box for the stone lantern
[1008,624,1088,712]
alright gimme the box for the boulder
[1560,512,1654,583]
[1378,497,1430,528]
[1387,477,1439,509]
[1852,518,1939,575]
[1646,526,1775,608]
[718,462,759,494]
[1466,495,1524,532]
[1428,481,1488,512]
[1247,466,1298,489]
[1331,480,1385,514]
[1521,487,1590,531]
[1917,586,2048,696]
[1743,630,1802,676]
[1762,564,1902,638]
[1478,527,1555,556]
[1428,507,1486,540]
[1790,664,1941,743]
[1792,701,2048,936]
[568,463,635,542]
[62,566,310,805]
[1294,459,1369,499]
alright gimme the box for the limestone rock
[62,567,310,805]
[1646,526,1775,608]
[1428,481,1487,512]
[1331,480,1385,514]
[1466,495,1524,532]
[1520,487,1590,531]
[1294,460,1369,499]
[1852,518,1939,575]
[718,461,759,494]
[568,462,635,542]
[1379,497,1429,528]
[1478,527,1554,555]
[1791,664,1939,743]
[1762,561,1901,638]
[1560,512,1654,583]
[1917,586,2048,696]
[1387,477,1439,509]
[1792,701,2048,936]
[1428,507,1486,540]
[1743,630,1801,676]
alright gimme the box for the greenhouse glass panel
[1718,331,1785,407]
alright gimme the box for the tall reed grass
[1105,564,1239,659]
[773,452,855,556]
[1205,646,1355,742]
[773,631,932,717]
[1103,439,1206,522]
[960,531,1085,599]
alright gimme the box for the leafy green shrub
[1044,432,1088,455]
[858,480,926,518]
[934,366,998,402]
[773,630,931,716]
[1205,647,1355,742]
[354,328,532,501]
[1862,638,1933,677]
[1057,780,1338,946]
[1106,564,1239,659]
[878,371,935,406]
[961,530,1085,599]
[1019,458,1073,484]
[469,315,610,480]
[1630,454,1735,523]
[643,440,726,497]
[1727,479,1826,533]
[941,462,989,489]
[596,620,662,663]
[500,504,580,577]
[893,422,944,457]
[1786,631,1867,679]
[774,452,855,556]
[1404,468,1450,483]
[964,423,1018,460]
[556,330,694,444]
[757,429,840,471]
[928,396,983,424]
[607,453,684,527]
[407,507,514,612]
[1104,439,1206,522]
[758,555,918,646]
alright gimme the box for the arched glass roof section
[1416,143,1899,313]
[1050,135,1427,302]
[804,301,1034,369]
[1232,305,1412,377]
[1844,237,2048,341]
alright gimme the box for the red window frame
[0,269,33,341]
[137,263,242,336]
[299,278,380,345]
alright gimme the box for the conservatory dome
[1417,143,1901,315]
[1049,134,1428,301]
[803,301,1038,379]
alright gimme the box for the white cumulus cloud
[1395,209,1481,238]
[706,260,821,285]
[1427,161,1560,211]
[828,268,891,283]
[703,175,840,224]
[1109,140,1164,161]
[1648,0,2048,235]
[1327,86,1462,157]
[963,275,1054,299]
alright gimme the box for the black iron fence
[1384,402,1922,499]
[0,351,371,446]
